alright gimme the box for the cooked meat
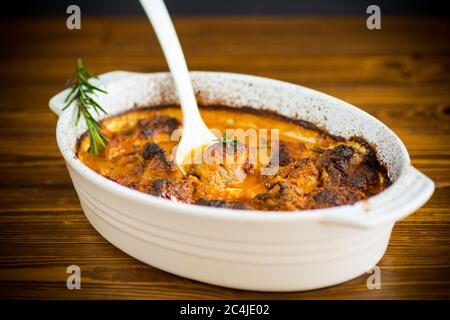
[316,144,354,183]
[348,165,378,192]
[149,178,195,203]
[262,157,319,194]
[203,141,248,164]
[195,198,249,210]
[142,142,164,160]
[317,144,384,195]
[102,133,139,160]
[188,142,251,188]
[309,187,366,209]
[141,142,182,181]
[253,181,309,211]
[278,142,291,166]
[347,153,385,194]
[142,142,174,169]
[139,115,181,137]
[270,140,307,166]
[317,144,356,185]
[77,105,390,211]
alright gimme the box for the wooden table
[0,16,449,299]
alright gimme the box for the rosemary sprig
[214,131,239,148]
[312,146,325,154]
[63,58,108,156]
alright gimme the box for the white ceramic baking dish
[49,71,434,292]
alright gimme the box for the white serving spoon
[139,0,217,172]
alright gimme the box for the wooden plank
[0,16,449,299]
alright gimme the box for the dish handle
[48,71,137,117]
[320,165,435,229]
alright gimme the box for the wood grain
[0,16,449,299]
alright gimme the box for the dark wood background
[0,16,449,299]
[3,0,443,16]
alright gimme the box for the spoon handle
[139,0,202,126]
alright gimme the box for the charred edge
[349,135,392,186]
[142,142,174,169]
[75,105,389,183]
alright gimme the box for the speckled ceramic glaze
[49,71,434,291]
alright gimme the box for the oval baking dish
[49,71,434,291]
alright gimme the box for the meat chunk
[188,141,252,188]
[141,142,181,180]
[203,141,248,164]
[262,157,319,194]
[309,187,366,209]
[195,198,249,210]
[316,144,355,184]
[138,115,181,138]
[270,140,307,166]
[316,144,355,186]
[347,151,383,194]
[317,144,383,194]
[78,104,391,211]
[142,142,166,161]
[149,178,195,203]
[142,142,174,169]
[253,181,309,211]
[102,133,139,160]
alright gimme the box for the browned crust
[76,104,391,186]
[349,135,392,186]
